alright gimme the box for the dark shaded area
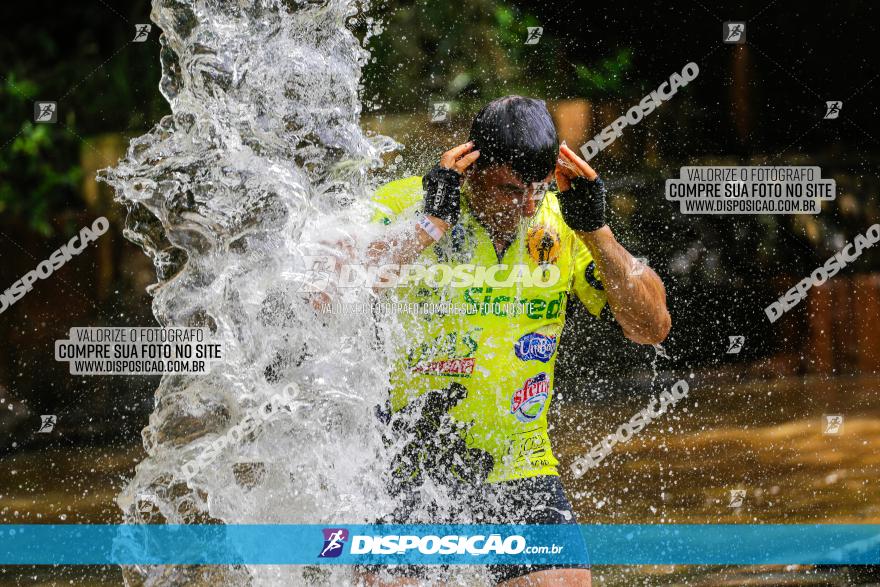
[0,0,164,451]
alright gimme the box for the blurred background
[1,0,879,584]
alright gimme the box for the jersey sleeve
[570,236,607,317]
[370,175,424,225]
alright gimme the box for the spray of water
[99,0,401,584]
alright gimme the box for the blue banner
[1,524,879,565]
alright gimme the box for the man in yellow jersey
[360,96,671,586]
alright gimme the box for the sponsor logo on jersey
[526,225,560,266]
[510,372,550,423]
[462,289,564,319]
[411,357,476,376]
[407,328,481,377]
[507,428,550,468]
[514,332,557,362]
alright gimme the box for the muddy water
[554,373,880,525]
[1,374,878,585]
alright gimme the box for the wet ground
[556,373,880,524]
[1,373,878,585]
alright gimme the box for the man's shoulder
[535,189,575,237]
[541,189,563,216]
[372,175,423,224]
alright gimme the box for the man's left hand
[554,142,598,189]
[555,143,607,233]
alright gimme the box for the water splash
[99,0,397,584]
[651,343,671,380]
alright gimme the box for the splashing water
[99,0,400,584]
[651,342,670,379]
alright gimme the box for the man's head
[464,96,558,238]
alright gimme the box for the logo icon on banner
[514,333,557,362]
[319,528,349,558]
[510,372,550,422]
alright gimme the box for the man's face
[464,164,549,238]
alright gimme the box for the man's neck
[469,212,517,262]
[491,230,517,262]
[464,194,517,261]
[493,235,510,252]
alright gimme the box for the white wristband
[417,216,445,242]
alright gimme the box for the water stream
[99,0,399,584]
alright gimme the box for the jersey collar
[460,181,549,264]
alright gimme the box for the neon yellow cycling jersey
[372,176,607,484]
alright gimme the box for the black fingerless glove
[422,165,462,226]
[557,176,607,232]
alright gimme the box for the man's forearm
[308,215,446,311]
[576,226,671,344]
[368,143,474,280]
[366,216,448,284]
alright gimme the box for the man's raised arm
[554,143,671,345]
[367,142,479,271]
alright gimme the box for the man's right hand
[422,141,480,228]
[364,142,480,290]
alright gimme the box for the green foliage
[575,48,632,94]
[0,75,83,237]
[361,0,636,112]
[0,0,163,237]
